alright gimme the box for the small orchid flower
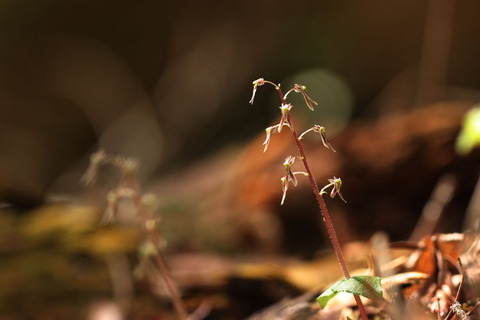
[320,177,346,203]
[81,149,107,186]
[278,103,293,132]
[249,78,266,105]
[299,125,336,152]
[280,156,309,205]
[293,84,318,111]
[263,125,280,152]
[283,156,298,187]
[284,84,318,111]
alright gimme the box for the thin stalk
[127,170,189,320]
[149,229,189,320]
[292,130,350,276]
[275,86,370,320]
[292,130,369,320]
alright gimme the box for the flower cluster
[250,79,345,204]
[248,78,376,320]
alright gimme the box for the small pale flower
[283,156,298,186]
[280,156,309,205]
[81,149,107,186]
[320,177,346,203]
[314,125,336,152]
[298,125,336,152]
[121,157,140,174]
[294,84,318,111]
[249,78,266,104]
[263,125,280,152]
[103,191,118,223]
[278,103,293,132]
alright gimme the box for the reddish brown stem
[292,130,350,276]
[275,86,369,320]
[129,171,189,320]
[152,236,189,320]
[292,130,369,320]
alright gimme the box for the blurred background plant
[81,149,195,320]
[1,0,480,319]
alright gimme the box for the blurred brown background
[1,0,479,206]
[1,0,480,319]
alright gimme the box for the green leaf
[316,275,383,308]
[456,106,480,155]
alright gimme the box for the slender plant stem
[291,130,369,320]
[129,171,189,320]
[291,130,350,276]
[151,234,190,320]
[274,85,369,320]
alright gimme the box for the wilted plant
[249,78,382,320]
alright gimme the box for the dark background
[1,0,479,205]
[1,1,480,319]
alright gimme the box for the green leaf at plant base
[456,106,480,155]
[317,275,383,308]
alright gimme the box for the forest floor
[1,103,480,320]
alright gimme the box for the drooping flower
[320,177,346,203]
[293,84,318,111]
[283,156,298,187]
[298,125,336,152]
[280,156,308,205]
[263,125,280,152]
[249,78,266,105]
[314,125,335,152]
[81,149,107,186]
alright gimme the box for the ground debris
[244,232,480,320]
